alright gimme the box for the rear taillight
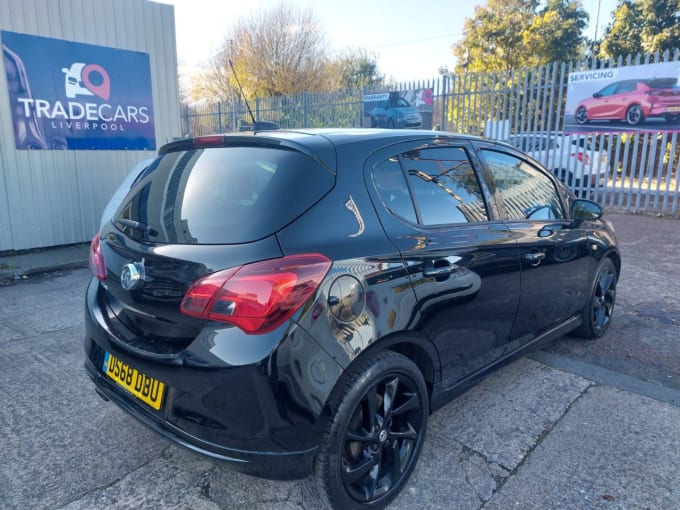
[89,233,107,281]
[572,152,590,165]
[180,254,332,334]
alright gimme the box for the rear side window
[373,146,489,226]
[115,146,334,244]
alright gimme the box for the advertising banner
[564,61,680,134]
[2,30,155,150]
[363,88,434,130]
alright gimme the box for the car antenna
[228,50,278,131]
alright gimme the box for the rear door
[366,140,521,389]
[476,145,594,350]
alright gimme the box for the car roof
[250,128,481,146]
[160,128,486,155]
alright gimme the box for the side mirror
[571,199,602,220]
[593,92,601,98]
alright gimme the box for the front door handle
[423,264,458,278]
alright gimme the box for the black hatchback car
[85,128,619,509]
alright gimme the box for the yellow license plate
[102,352,165,410]
[668,106,680,112]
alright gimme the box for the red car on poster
[575,78,680,126]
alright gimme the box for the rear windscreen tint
[114,146,334,244]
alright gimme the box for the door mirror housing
[571,199,603,220]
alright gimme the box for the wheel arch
[322,332,440,418]
[605,249,621,278]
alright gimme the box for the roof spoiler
[239,121,280,132]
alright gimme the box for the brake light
[180,254,332,334]
[89,233,107,281]
[193,135,226,148]
[571,152,590,165]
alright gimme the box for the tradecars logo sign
[1,30,155,150]
[62,62,111,100]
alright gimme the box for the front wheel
[625,104,644,126]
[314,351,428,510]
[575,106,589,125]
[574,257,617,339]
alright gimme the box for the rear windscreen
[114,146,334,244]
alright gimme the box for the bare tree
[191,3,333,101]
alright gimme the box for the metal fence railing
[182,50,680,217]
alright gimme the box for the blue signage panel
[2,30,156,150]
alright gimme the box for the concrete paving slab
[60,448,219,510]
[485,385,680,510]
[0,325,166,510]
[428,359,592,471]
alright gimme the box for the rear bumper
[84,359,316,478]
[83,279,330,480]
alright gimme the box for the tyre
[574,257,617,339]
[625,104,644,126]
[575,106,589,125]
[370,116,377,128]
[387,118,396,129]
[314,351,428,510]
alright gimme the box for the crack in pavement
[479,380,594,508]
[54,446,173,509]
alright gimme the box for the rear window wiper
[115,218,158,237]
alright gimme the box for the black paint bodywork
[84,128,620,479]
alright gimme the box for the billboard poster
[564,61,680,134]
[363,89,434,130]
[1,30,155,150]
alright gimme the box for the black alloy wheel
[575,257,617,339]
[315,351,428,509]
[625,104,644,126]
[575,106,589,124]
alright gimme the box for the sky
[159,0,618,83]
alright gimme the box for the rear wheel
[625,104,644,126]
[315,351,428,510]
[574,257,617,339]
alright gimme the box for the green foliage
[524,0,589,66]
[599,0,680,59]
[452,0,588,72]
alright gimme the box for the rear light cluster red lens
[89,233,107,281]
[180,254,332,334]
[572,152,590,165]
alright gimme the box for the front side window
[479,150,564,221]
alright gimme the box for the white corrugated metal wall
[0,0,181,251]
